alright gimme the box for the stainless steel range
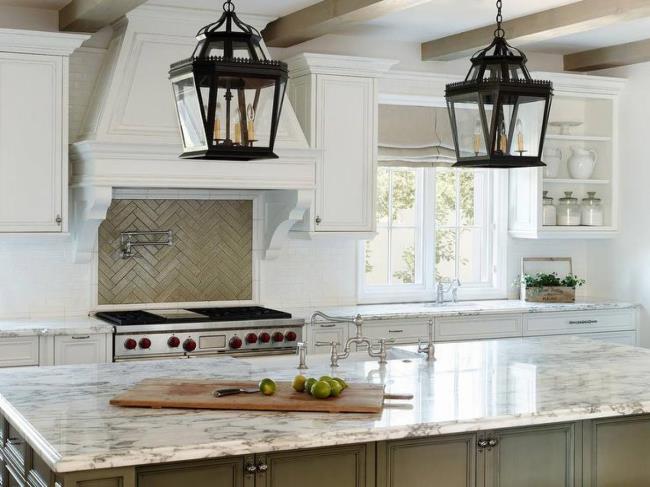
[95,307,304,362]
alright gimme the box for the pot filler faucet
[310,311,393,367]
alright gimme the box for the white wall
[0,5,58,31]
[0,25,611,318]
[586,62,650,345]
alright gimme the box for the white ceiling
[0,0,71,9]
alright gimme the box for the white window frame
[357,95,509,304]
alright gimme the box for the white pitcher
[568,147,597,180]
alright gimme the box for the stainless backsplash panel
[98,199,253,305]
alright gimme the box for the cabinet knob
[257,463,269,473]
[315,216,322,225]
[488,438,498,447]
[245,464,258,474]
[477,439,489,448]
[55,214,63,225]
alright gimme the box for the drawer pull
[388,329,404,334]
[71,336,91,340]
[569,320,598,325]
[319,324,337,328]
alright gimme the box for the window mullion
[387,169,394,285]
[455,169,461,281]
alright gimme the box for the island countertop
[1,336,650,473]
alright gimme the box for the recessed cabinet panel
[309,323,348,354]
[436,315,522,342]
[315,75,375,232]
[54,335,107,365]
[0,53,63,232]
[138,458,244,487]
[380,435,477,487]
[486,423,576,487]
[523,310,636,336]
[0,337,39,368]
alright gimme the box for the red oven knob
[229,337,243,349]
[124,338,137,350]
[272,332,285,343]
[246,333,258,344]
[285,331,297,342]
[183,338,197,352]
[168,336,181,348]
[259,332,271,343]
[139,338,152,349]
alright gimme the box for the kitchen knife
[214,388,260,397]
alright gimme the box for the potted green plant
[521,272,586,303]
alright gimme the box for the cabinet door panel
[260,444,372,487]
[54,335,108,365]
[380,435,476,487]
[0,54,62,232]
[0,337,39,368]
[315,75,375,232]
[585,416,650,487]
[309,323,348,354]
[487,423,576,487]
[137,458,244,487]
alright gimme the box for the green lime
[292,375,307,392]
[333,377,348,390]
[259,378,277,396]
[311,380,332,399]
[305,378,317,395]
[328,380,343,397]
[319,375,332,381]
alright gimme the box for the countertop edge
[42,403,650,473]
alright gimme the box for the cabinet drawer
[0,337,38,368]
[4,425,26,474]
[523,310,636,337]
[435,315,522,342]
[364,319,431,344]
[309,323,349,354]
[54,335,107,365]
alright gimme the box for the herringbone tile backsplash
[98,199,253,305]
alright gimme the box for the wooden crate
[522,286,576,303]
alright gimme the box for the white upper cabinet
[509,72,625,239]
[287,54,397,235]
[0,30,87,233]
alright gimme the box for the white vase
[542,147,561,178]
[568,147,597,180]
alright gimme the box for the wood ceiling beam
[262,0,432,48]
[564,38,650,71]
[421,0,650,61]
[59,0,148,32]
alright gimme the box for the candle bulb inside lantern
[473,119,482,155]
[498,119,508,153]
[234,109,241,144]
[247,104,256,145]
[516,118,524,153]
[214,103,222,142]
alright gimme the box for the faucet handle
[296,342,308,370]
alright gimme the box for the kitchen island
[2,337,650,486]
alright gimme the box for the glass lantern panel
[447,92,487,160]
[232,41,252,59]
[253,43,266,61]
[206,40,225,58]
[484,64,504,80]
[195,73,212,115]
[511,95,548,158]
[172,74,207,151]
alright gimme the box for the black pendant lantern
[445,0,553,168]
[169,0,288,161]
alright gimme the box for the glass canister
[557,191,581,226]
[542,191,557,226]
[581,191,604,226]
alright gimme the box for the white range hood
[70,3,319,263]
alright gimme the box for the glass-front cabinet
[508,72,625,239]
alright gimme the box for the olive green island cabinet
[3,415,650,487]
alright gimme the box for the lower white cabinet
[435,314,523,343]
[523,309,636,337]
[364,319,430,345]
[308,322,349,354]
[0,337,39,368]
[53,334,109,365]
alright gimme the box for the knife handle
[214,388,243,397]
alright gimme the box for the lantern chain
[494,0,505,38]
[223,0,235,12]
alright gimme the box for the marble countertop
[1,336,650,473]
[289,298,638,323]
[0,316,114,337]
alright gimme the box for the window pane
[436,228,457,281]
[376,168,390,226]
[365,229,389,286]
[460,171,476,226]
[391,229,416,284]
[459,228,487,283]
[436,169,457,226]
[391,169,417,225]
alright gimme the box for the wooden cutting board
[109,378,388,414]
